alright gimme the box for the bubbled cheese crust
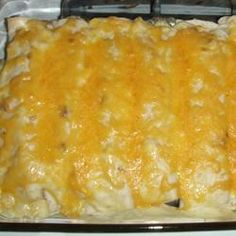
[0,16,235,219]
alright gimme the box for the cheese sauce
[0,17,235,218]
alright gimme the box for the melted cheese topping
[0,16,236,218]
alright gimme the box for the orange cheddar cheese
[0,16,235,219]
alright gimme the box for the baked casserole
[0,16,235,219]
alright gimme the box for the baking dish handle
[61,0,235,20]
[61,0,156,19]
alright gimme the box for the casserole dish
[0,0,235,232]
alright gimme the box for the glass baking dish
[0,0,235,232]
